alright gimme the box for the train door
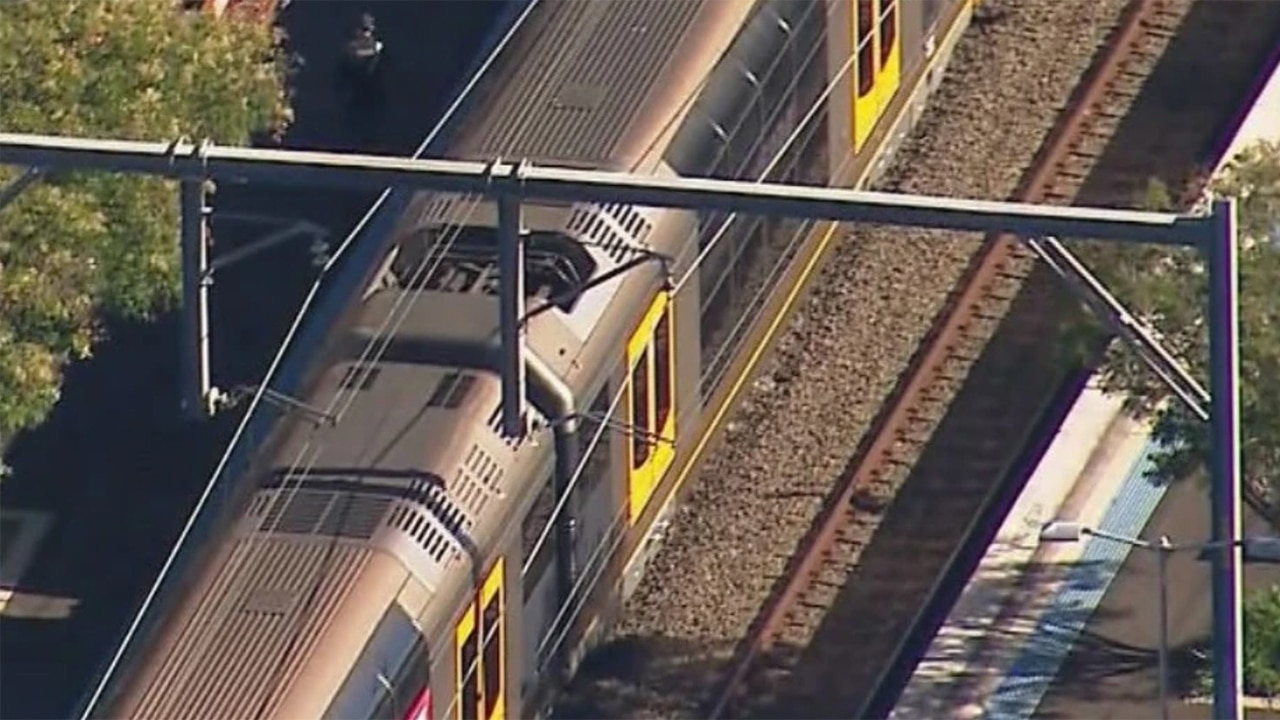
[851,0,902,152]
[454,559,505,720]
[626,290,677,525]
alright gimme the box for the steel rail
[703,0,1181,716]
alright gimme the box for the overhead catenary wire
[433,2,862,715]
[438,1,915,715]
[522,3,905,682]
[214,1,625,709]
[519,0,837,588]
[76,2,544,715]
[89,0,895,716]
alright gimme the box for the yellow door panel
[480,558,504,606]
[626,290,675,525]
[649,306,676,497]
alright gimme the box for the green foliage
[1194,585,1280,698]
[1244,585,1280,697]
[0,0,293,443]
[1068,141,1280,510]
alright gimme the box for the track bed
[554,0,1280,718]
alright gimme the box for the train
[92,0,978,718]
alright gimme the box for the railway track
[702,0,1276,717]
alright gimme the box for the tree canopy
[1243,584,1280,697]
[0,0,292,446]
[1195,584,1280,698]
[1071,140,1280,513]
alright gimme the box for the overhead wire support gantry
[0,130,1247,719]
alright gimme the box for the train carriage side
[411,1,756,715]
[91,0,979,718]
[91,0,718,714]
[539,0,978,698]
[339,1,984,717]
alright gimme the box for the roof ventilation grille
[565,204,654,264]
[316,494,393,539]
[260,490,335,535]
[240,587,300,617]
[386,476,473,569]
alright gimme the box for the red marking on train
[403,688,432,720]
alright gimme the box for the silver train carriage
[96,0,977,718]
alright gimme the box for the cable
[76,3,544,716]
[346,0,884,713]
[195,3,623,708]
[252,0,608,565]
[102,0,890,714]
[521,0,900,684]
[519,0,834,582]
[430,0,893,713]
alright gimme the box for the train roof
[451,0,752,170]
[102,0,761,715]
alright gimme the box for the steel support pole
[498,193,527,438]
[180,180,212,420]
[1157,537,1172,720]
[1206,197,1244,720]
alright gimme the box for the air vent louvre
[411,194,458,230]
[566,204,654,264]
[260,490,334,535]
[316,495,393,539]
[240,587,299,616]
[387,475,474,567]
[466,443,506,501]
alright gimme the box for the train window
[879,0,897,66]
[482,593,503,719]
[629,355,651,469]
[718,69,766,179]
[654,311,673,435]
[576,388,614,499]
[477,559,504,720]
[857,0,875,98]
[459,623,480,720]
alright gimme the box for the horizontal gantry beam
[0,132,1210,246]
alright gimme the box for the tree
[1243,585,1280,697]
[1069,140,1280,512]
[0,0,292,445]
[1196,584,1280,698]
